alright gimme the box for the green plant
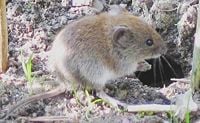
[185,92,192,123]
[85,90,104,120]
[138,111,154,118]
[20,51,34,84]
[167,111,178,123]
[185,111,190,123]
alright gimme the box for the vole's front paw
[136,61,151,72]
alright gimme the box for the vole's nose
[160,43,167,55]
[154,43,167,56]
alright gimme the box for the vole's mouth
[151,53,162,59]
[144,53,161,61]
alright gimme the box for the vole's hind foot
[97,91,128,110]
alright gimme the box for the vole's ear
[112,25,132,49]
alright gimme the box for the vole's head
[111,16,167,63]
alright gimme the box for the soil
[0,0,200,122]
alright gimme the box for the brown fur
[49,10,166,90]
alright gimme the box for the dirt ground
[0,0,200,122]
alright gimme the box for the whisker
[161,55,178,77]
[153,58,157,85]
[158,57,165,86]
[136,71,142,79]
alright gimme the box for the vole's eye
[145,39,154,46]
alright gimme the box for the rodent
[2,6,167,119]
[49,7,166,91]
